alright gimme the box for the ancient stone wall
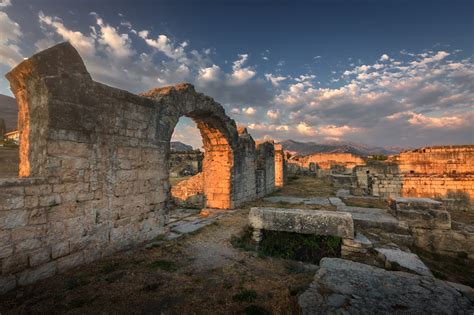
[169,151,203,177]
[274,143,287,188]
[256,141,275,196]
[368,146,474,200]
[288,153,365,174]
[171,173,204,208]
[370,174,474,200]
[0,43,285,293]
[391,145,474,175]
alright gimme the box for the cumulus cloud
[2,7,472,148]
[380,54,390,61]
[138,30,187,62]
[92,13,134,59]
[229,54,256,85]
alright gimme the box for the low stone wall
[171,173,204,208]
[370,174,474,201]
[389,197,474,259]
[393,145,474,175]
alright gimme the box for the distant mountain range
[278,139,405,157]
[0,94,17,132]
[171,141,194,152]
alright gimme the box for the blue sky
[1,0,473,148]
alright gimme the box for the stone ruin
[355,145,474,202]
[0,42,287,293]
[288,152,365,178]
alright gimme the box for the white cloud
[296,122,317,136]
[93,13,134,58]
[265,73,287,87]
[380,54,390,61]
[229,53,256,85]
[242,107,256,115]
[0,0,11,8]
[267,109,280,119]
[139,30,187,62]
[197,64,221,82]
[0,11,23,67]
[39,11,96,56]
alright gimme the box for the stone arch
[140,84,240,209]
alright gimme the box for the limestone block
[396,208,451,230]
[29,247,51,267]
[249,207,354,239]
[0,210,29,229]
[51,241,70,259]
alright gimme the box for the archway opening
[169,114,234,210]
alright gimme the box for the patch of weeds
[244,304,270,315]
[149,259,178,272]
[259,231,341,263]
[142,283,161,292]
[233,289,258,303]
[231,226,256,252]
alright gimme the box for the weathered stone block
[249,207,354,239]
[397,208,451,230]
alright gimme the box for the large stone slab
[249,207,354,239]
[299,258,474,314]
[375,247,433,276]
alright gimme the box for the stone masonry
[0,42,285,293]
[369,145,474,200]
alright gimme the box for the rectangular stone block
[396,208,451,230]
[249,207,354,239]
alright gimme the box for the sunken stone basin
[249,207,354,240]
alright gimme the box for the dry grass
[0,147,18,178]
[0,209,314,314]
[272,176,336,198]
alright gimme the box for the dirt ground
[0,207,316,314]
[0,146,18,177]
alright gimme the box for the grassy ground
[271,176,336,198]
[0,147,18,177]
